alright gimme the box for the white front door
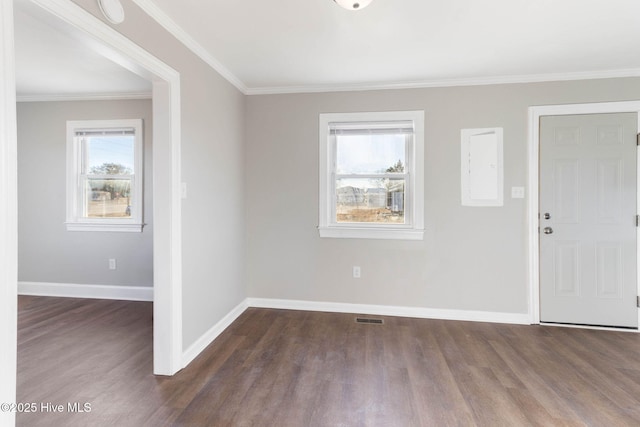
[539,113,638,328]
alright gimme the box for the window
[66,119,144,232]
[319,111,424,240]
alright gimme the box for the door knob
[543,227,553,234]
[543,213,551,220]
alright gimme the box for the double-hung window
[66,119,144,232]
[319,111,424,240]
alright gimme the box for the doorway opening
[7,0,183,377]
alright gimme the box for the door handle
[543,227,553,234]
[543,213,551,220]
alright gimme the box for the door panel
[596,242,622,298]
[540,113,637,328]
[554,160,579,223]
[553,241,580,297]
[596,159,623,223]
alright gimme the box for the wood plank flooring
[16,295,640,426]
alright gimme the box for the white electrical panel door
[461,128,503,206]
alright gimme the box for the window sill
[66,222,144,233]
[318,226,424,240]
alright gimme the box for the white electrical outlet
[109,259,117,270]
[353,266,361,279]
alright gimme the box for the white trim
[16,92,152,102]
[65,223,144,232]
[151,77,183,376]
[540,322,638,333]
[318,227,424,240]
[66,118,144,232]
[28,0,183,376]
[245,68,640,96]
[527,101,640,326]
[318,110,425,240]
[247,298,531,325]
[18,281,153,301]
[131,0,247,94]
[130,0,639,96]
[181,299,249,368]
[1,0,18,423]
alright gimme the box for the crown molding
[131,0,247,94]
[133,2,640,96]
[16,92,152,102]
[245,68,640,95]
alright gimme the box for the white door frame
[1,0,19,423]
[528,101,640,326]
[1,0,183,385]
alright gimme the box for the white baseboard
[182,299,249,368]
[246,297,531,325]
[18,281,153,302]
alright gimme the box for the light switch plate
[511,187,525,198]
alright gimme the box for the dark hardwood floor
[16,295,640,426]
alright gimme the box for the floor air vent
[355,317,384,324]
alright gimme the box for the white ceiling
[12,0,640,98]
[143,0,640,94]
[14,0,151,101]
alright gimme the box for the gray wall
[245,78,640,315]
[17,99,153,287]
[44,1,640,353]
[72,0,247,349]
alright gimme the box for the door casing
[4,0,184,377]
[528,101,640,328]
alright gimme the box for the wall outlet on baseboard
[109,259,117,270]
[353,266,361,279]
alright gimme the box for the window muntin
[66,120,143,232]
[319,111,424,240]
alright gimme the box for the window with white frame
[319,111,424,240]
[66,119,144,232]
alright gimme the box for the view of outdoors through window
[82,135,135,218]
[335,133,407,224]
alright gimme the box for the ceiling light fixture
[333,0,373,11]
[97,0,125,24]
